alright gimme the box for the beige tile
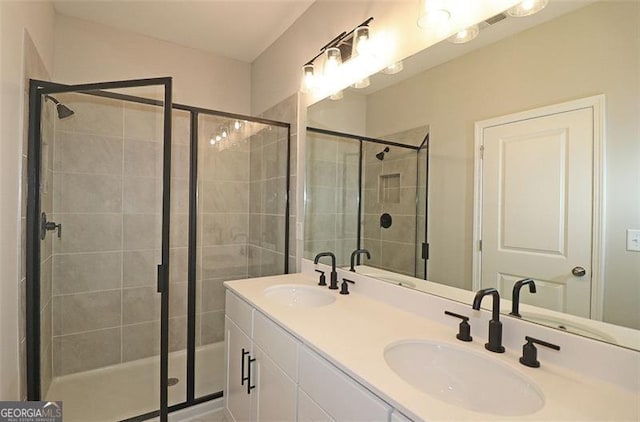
[122,321,158,362]
[201,213,248,246]
[41,257,52,309]
[249,143,262,181]
[170,316,188,352]
[201,279,226,312]
[303,240,336,261]
[172,144,190,180]
[289,175,297,215]
[54,131,122,175]
[261,215,285,253]
[54,214,122,253]
[335,240,359,268]
[201,181,249,214]
[53,290,121,335]
[40,342,52,399]
[380,215,417,244]
[53,252,121,294]
[248,181,262,213]
[307,160,336,188]
[123,177,161,214]
[362,213,381,240]
[171,178,189,214]
[124,214,161,250]
[170,247,189,284]
[40,301,52,354]
[380,241,416,275]
[305,184,333,217]
[201,311,225,345]
[201,149,249,182]
[260,249,285,276]
[262,140,287,179]
[248,214,261,247]
[307,133,338,162]
[123,250,160,287]
[170,282,188,318]
[247,246,262,277]
[362,188,381,215]
[336,188,359,216]
[124,102,163,142]
[55,93,123,137]
[53,327,121,376]
[363,161,382,190]
[124,139,161,178]
[382,157,418,187]
[53,173,122,213]
[201,245,248,279]
[335,214,358,240]
[172,110,191,145]
[263,177,286,215]
[304,214,336,242]
[362,239,381,266]
[170,213,189,247]
[122,286,160,324]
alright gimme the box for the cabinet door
[298,389,334,422]
[299,346,391,421]
[252,344,297,422]
[226,317,253,422]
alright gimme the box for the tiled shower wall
[361,135,421,276]
[304,132,359,266]
[49,95,193,377]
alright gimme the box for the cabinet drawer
[299,346,391,421]
[226,290,253,336]
[253,311,299,381]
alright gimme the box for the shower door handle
[157,264,168,293]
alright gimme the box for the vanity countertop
[225,273,639,421]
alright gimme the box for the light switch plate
[626,229,640,252]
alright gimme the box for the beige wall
[366,2,640,328]
[53,14,251,115]
[0,0,55,400]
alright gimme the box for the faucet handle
[315,269,327,286]
[519,336,561,368]
[444,311,472,342]
[340,278,355,295]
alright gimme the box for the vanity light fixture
[506,0,549,17]
[330,90,344,100]
[382,61,404,75]
[417,0,450,30]
[300,17,375,98]
[352,77,370,89]
[447,24,480,44]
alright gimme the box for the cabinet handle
[241,348,250,385]
[247,356,256,395]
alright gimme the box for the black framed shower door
[26,78,174,422]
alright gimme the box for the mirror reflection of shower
[44,95,75,119]
[375,146,390,160]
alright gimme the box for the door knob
[572,267,587,277]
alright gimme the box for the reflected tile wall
[304,132,359,267]
[361,133,421,277]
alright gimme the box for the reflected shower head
[376,146,390,161]
[44,95,75,119]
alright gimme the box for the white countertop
[225,273,639,421]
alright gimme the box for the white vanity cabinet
[225,291,298,422]
[225,289,398,422]
[298,346,392,421]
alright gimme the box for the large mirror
[304,0,639,350]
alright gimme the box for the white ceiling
[52,0,316,62]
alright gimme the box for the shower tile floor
[46,342,226,422]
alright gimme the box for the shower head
[44,95,75,119]
[375,146,390,161]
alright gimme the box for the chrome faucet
[314,252,338,290]
[349,248,371,272]
[509,278,536,318]
[472,288,505,353]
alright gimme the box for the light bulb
[382,61,404,75]
[417,0,450,29]
[209,137,215,146]
[330,90,344,100]
[234,120,241,131]
[507,0,548,17]
[352,26,371,56]
[221,128,228,138]
[215,135,222,142]
[353,77,370,89]
[448,24,479,44]
[324,47,342,77]
[302,64,315,93]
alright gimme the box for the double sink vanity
[223,260,639,421]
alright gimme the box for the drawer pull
[241,348,250,385]
[247,356,256,395]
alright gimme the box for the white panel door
[481,107,593,317]
[252,344,297,422]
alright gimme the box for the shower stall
[304,126,428,279]
[26,78,291,421]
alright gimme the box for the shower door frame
[27,78,292,421]
[26,77,174,422]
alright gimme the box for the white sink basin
[264,284,335,308]
[384,340,544,416]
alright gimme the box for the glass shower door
[26,78,174,422]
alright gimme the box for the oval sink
[384,340,544,416]
[264,284,335,308]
